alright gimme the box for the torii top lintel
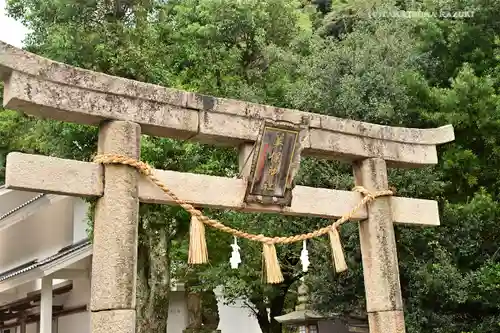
[0,41,454,167]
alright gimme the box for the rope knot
[352,185,370,196]
[256,234,273,244]
[94,153,155,176]
[352,186,393,203]
[136,161,153,176]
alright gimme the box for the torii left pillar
[90,121,141,333]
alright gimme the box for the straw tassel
[262,243,284,284]
[328,227,347,273]
[188,215,208,264]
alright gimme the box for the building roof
[0,189,69,232]
[0,238,91,282]
[274,309,328,324]
[0,193,45,222]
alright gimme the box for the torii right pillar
[354,158,405,333]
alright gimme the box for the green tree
[292,1,500,332]
[3,0,315,332]
[3,0,500,332]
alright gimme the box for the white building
[0,186,262,333]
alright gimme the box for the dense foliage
[1,0,499,332]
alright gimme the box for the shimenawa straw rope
[93,154,393,284]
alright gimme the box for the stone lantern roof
[274,281,333,325]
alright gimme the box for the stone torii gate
[0,41,454,333]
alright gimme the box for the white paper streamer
[230,236,242,269]
[300,240,310,272]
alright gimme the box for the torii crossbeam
[0,41,454,333]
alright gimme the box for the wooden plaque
[245,120,306,206]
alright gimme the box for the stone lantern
[274,281,328,333]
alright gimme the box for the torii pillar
[91,121,141,333]
[0,40,454,333]
[354,158,404,332]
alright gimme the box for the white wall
[58,312,90,333]
[56,287,262,333]
[58,276,90,333]
[58,289,190,333]
[0,196,74,272]
[167,291,189,333]
[166,287,263,333]
[0,194,90,274]
[217,300,262,333]
[72,199,89,243]
[61,277,90,308]
[26,322,37,333]
[215,287,262,333]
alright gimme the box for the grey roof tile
[0,238,91,282]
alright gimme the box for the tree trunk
[201,290,220,329]
[253,273,300,333]
[137,220,171,333]
[252,290,286,333]
[185,274,221,330]
[255,308,270,333]
[268,289,287,333]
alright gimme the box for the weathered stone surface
[195,112,259,145]
[6,153,441,226]
[308,128,439,166]
[90,121,140,311]
[0,41,454,167]
[0,42,189,106]
[91,309,136,333]
[5,152,103,197]
[367,311,405,333]
[318,114,452,145]
[238,143,255,178]
[4,71,198,139]
[183,330,221,333]
[391,196,439,225]
[353,158,403,314]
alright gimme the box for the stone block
[353,158,403,313]
[91,310,136,333]
[6,152,441,226]
[367,311,405,333]
[3,70,198,140]
[5,152,103,197]
[1,41,455,167]
[90,121,140,311]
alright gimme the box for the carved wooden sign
[245,121,306,206]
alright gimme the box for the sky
[0,0,29,47]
